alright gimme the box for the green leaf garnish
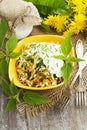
[54,32,84,84]
[6,33,18,52]
[56,32,73,84]
[0,18,9,48]
[61,63,73,84]
[70,57,84,62]
[23,91,50,106]
[54,55,66,60]
[4,99,16,112]
[61,32,72,56]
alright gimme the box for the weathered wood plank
[0,87,9,130]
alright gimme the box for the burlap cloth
[16,28,87,118]
[0,0,42,39]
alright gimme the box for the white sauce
[26,42,64,77]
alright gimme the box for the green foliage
[0,51,5,58]
[61,32,72,56]
[23,91,50,106]
[3,81,21,112]
[61,63,73,84]
[6,33,18,52]
[24,0,72,17]
[0,60,8,76]
[0,18,9,48]
[1,78,11,95]
[10,82,19,95]
[70,57,84,62]
[54,55,66,60]
[54,32,83,84]
[4,99,17,112]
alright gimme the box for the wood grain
[0,27,87,130]
[0,85,87,130]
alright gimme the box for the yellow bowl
[9,35,74,90]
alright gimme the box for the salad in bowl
[9,35,74,90]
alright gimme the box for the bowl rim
[9,34,74,90]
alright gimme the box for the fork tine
[76,92,79,106]
[81,92,84,106]
[78,92,81,106]
[76,92,81,106]
[76,91,87,107]
[83,92,86,106]
[75,68,87,107]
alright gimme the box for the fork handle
[70,69,82,87]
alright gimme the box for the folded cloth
[0,0,42,39]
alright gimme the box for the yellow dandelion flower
[71,0,84,13]
[69,13,87,35]
[43,1,87,36]
[43,15,58,27]
[69,22,78,35]
[43,15,68,33]
[54,15,68,33]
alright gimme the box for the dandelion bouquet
[43,0,87,35]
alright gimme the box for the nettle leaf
[54,55,66,60]
[9,52,21,58]
[15,92,21,103]
[0,51,5,58]
[23,91,50,106]
[61,32,72,56]
[70,57,84,62]
[1,78,11,95]
[10,82,18,95]
[61,63,73,84]
[4,99,16,112]
[0,60,8,76]
[6,33,18,52]
[0,18,9,48]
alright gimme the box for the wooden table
[0,27,87,130]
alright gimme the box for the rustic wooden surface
[0,27,87,130]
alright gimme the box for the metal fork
[75,72,87,107]
[75,39,87,107]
